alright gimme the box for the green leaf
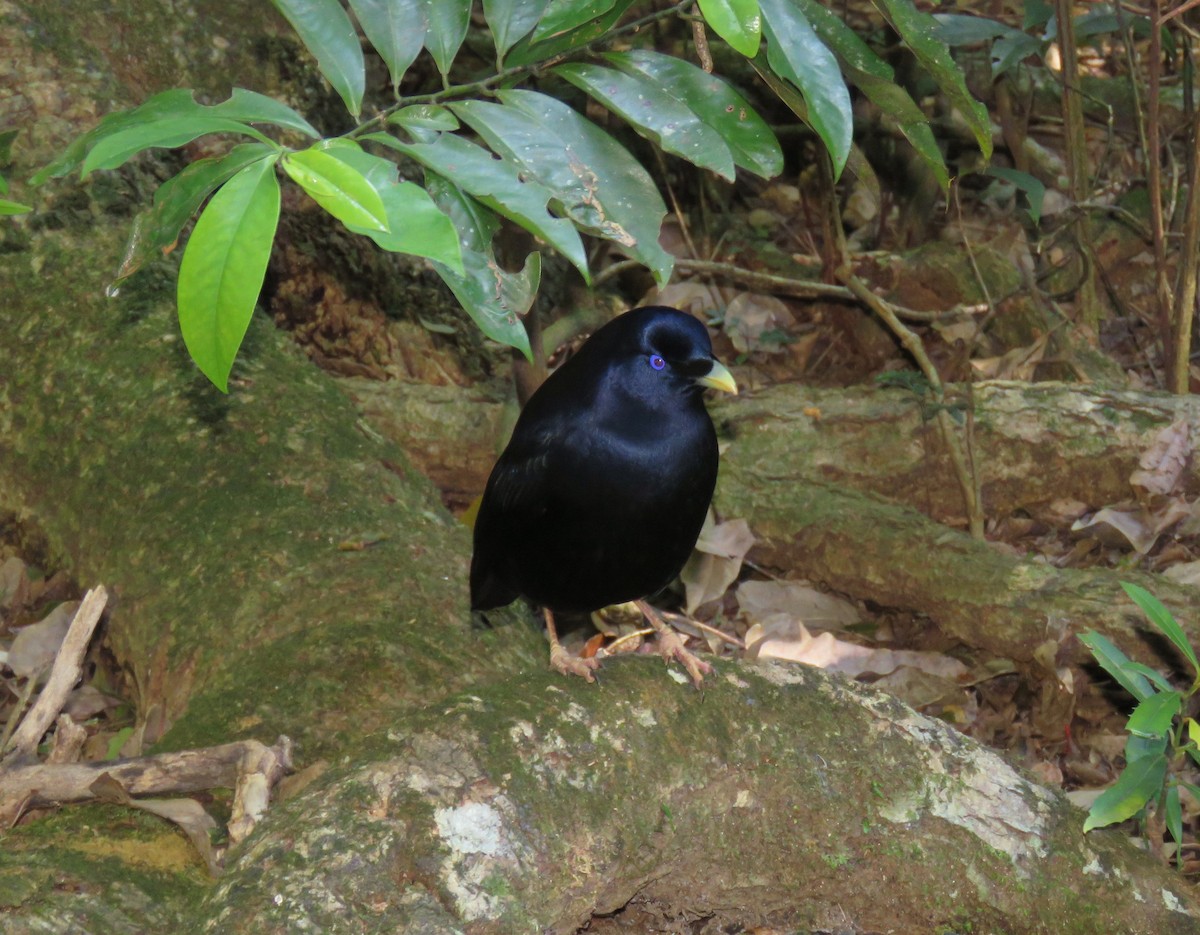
[871,0,992,161]
[318,139,462,273]
[1121,582,1199,677]
[698,0,762,57]
[81,117,272,176]
[116,142,276,281]
[0,198,31,215]
[793,0,946,190]
[933,13,1024,45]
[425,0,472,78]
[607,50,783,178]
[348,0,428,94]
[758,0,852,175]
[992,32,1046,78]
[504,0,635,67]
[1166,783,1183,866]
[1125,690,1181,738]
[178,155,282,392]
[273,0,365,118]
[34,89,315,184]
[369,130,589,280]
[1078,631,1155,702]
[389,105,461,133]
[1123,660,1177,694]
[556,62,737,180]
[533,0,618,41]
[495,89,674,284]
[987,166,1045,223]
[484,0,551,62]
[281,146,389,232]
[1125,731,1168,764]
[1082,752,1166,831]
[425,171,536,357]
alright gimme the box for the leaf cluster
[29,0,991,391]
[1080,583,1200,864]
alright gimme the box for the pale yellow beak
[696,359,738,395]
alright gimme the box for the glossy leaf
[319,140,462,273]
[1122,581,1199,676]
[273,0,365,118]
[533,0,617,41]
[1122,660,1177,694]
[606,50,783,178]
[282,147,389,232]
[484,0,551,61]
[1079,631,1154,702]
[82,117,272,176]
[1166,783,1183,865]
[758,0,852,175]
[178,155,281,392]
[348,0,428,93]
[34,88,315,183]
[369,130,589,280]
[425,0,471,77]
[488,89,674,284]
[504,0,634,67]
[425,171,536,357]
[698,0,762,57]
[1083,752,1166,831]
[872,0,992,160]
[793,0,945,189]
[933,13,1023,45]
[389,105,460,133]
[556,62,737,180]
[117,142,276,281]
[0,198,31,215]
[1125,731,1168,764]
[1125,690,1181,738]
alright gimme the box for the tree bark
[1,2,1198,933]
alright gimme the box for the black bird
[470,306,737,685]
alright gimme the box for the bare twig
[2,586,107,764]
[836,268,985,539]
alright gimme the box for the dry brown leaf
[737,579,859,630]
[723,293,795,355]
[970,333,1048,380]
[746,616,969,681]
[1130,419,1190,498]
[681,512,756,613]
[6,601,79,681]
[91,773,221,874]
[1071,500,1190,554]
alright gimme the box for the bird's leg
[634,600,712,688]
[544,608,601,682]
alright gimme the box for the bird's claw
[655,628,711,688]
[549,643,602,683]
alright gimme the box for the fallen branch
[2,586,107,764]
[1,735,294,835]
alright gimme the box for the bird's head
[614,306,738,404]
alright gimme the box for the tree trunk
[1,2,1198,933]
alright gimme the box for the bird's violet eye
[650,354,666,371]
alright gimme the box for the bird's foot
[549,642,601,682]
[654,627,712,688]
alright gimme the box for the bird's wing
[484,432,556,517]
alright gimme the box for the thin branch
[2,587,107,765]
[836,268,984,539]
